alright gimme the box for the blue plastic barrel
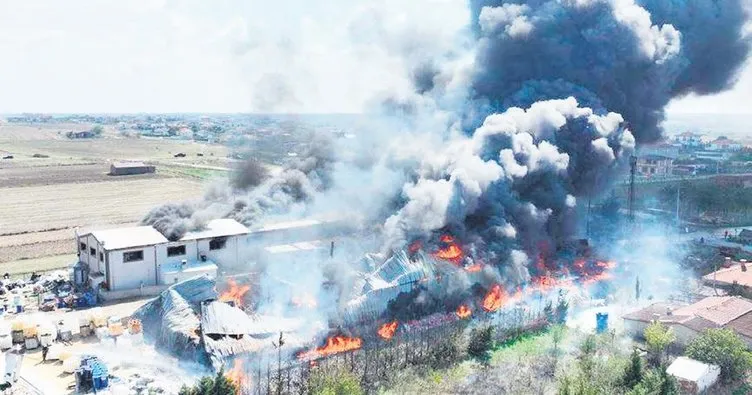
[596,313,609,333]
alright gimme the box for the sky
[0,0,750,115]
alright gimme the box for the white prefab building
[78,226,168,292]
[76,219,249,295]
[666,357,720,394]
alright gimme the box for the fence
[237,306,547,395]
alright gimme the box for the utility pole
[629,155,637,223]
[272,332,285,395]
[676,184,681,229]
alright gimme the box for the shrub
[686,328,752,382]
[179,369,237,395]
[622,349,644,389]
[644,321,675,366]
[428,332,464,369]
[308,368,363,395]
[467,325,494,363]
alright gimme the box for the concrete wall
[197,235,241,268]
[156,241,200,268]
[623,319,649,339]
[78,234,105,275]
[106,246,158,291]
[99,284,167,301]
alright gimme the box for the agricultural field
[0,123,232,274]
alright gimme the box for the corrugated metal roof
[201,301,257,335]
[180,219,249,240]
[91,226,168,250]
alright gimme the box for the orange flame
[464,264,483,273]
[291,294,318,308]
[482,284,506,312]
[433,234,464,264]
[225,359,248,393]
[595,260,617,269]
[377,321,399,340]
[456,305,472,319]
[408,240,423,255]
[297,335,363,360]
[219,279,251,307]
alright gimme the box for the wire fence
[238,306,548,395]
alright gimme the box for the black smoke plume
[462,0,751,143]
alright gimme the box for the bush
[428,332,464,369]
[644,321,675,366]
[308,368,363,395]
[467,325,494,363]
[179,369,237,395]
[626,367,678,395]
[622,349,644,389]
[686,328,752,382]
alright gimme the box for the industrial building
[75,217,348,299]
[76,219,249,298]
[109,162,156,176]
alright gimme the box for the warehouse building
[109,161,156,176]
[76,219,249,298]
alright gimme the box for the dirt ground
[0,124,231,273]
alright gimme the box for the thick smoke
[141,135,336,240]
[383,97,633,284]
[460,0,751,143]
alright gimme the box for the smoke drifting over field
[144,0,750,304]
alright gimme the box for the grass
[0,253,76,277]
[161,166,232,180]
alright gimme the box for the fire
[291,294,318,308]
[456,305,472,319]
[219,279,251,307]
[225,359,248,393]
[464,263,483,273]
[377,321,398,340]
[408,240,423,255]
[433,234,464,264]
[595,260,617,270]
[297,335,363,360]
[482,284,506,312]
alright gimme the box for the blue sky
[0,0,749,114]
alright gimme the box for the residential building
[622,296,752,348]
[636,155,674,176]
[708,136,743,152]
[674,132,705,148]
[639,141,681,159]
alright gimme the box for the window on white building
[167,245,186,257]
[123,250,144,262]
[209,237,227,250]
[80,242,87,252]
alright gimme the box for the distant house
[636,155,674,176]
[640,141,681,159]
[739,229,752,244]
[623,296,752,348]
[109,162,156,176]
[703,261,752,293]
[708,137,742,152]
[674,132,705,148]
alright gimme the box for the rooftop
[666,357,720,382]
[703,265,752,288]
[252,218,329,233]
[90,226,168,250]
[111,161,150,168]
[263,240,327,255]
[180,219,249,241]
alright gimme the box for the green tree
[308,368,363,395]
[467,325,494,363]
[544,300,555,324]
[91,125,104,136]
[179,369,237,395]
[627,367,678,395]
[578,334,597,377]
[644,321,675,366]
[686,328,752,382]
[622,349,644,389]
[558,374,599,395]
[555,291,569,324]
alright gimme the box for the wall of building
[156,240,200,268]
[197,235,241,268]
[78,234,105,275]
[106,246,158,291]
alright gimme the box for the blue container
[596,313,609,334]
[15,305,22,313]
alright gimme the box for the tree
[179,369,237,395]
[622,349,644,389]
[544,300,555,324]
[91,125,104,136]
[578,334,597,377]
[644,322,675,366]
[467,325,494,363]
[627,367,678,395]
[635,276,641,301]
[308,368,363,395]
[686,328,752,382]
[555,291,569,324]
